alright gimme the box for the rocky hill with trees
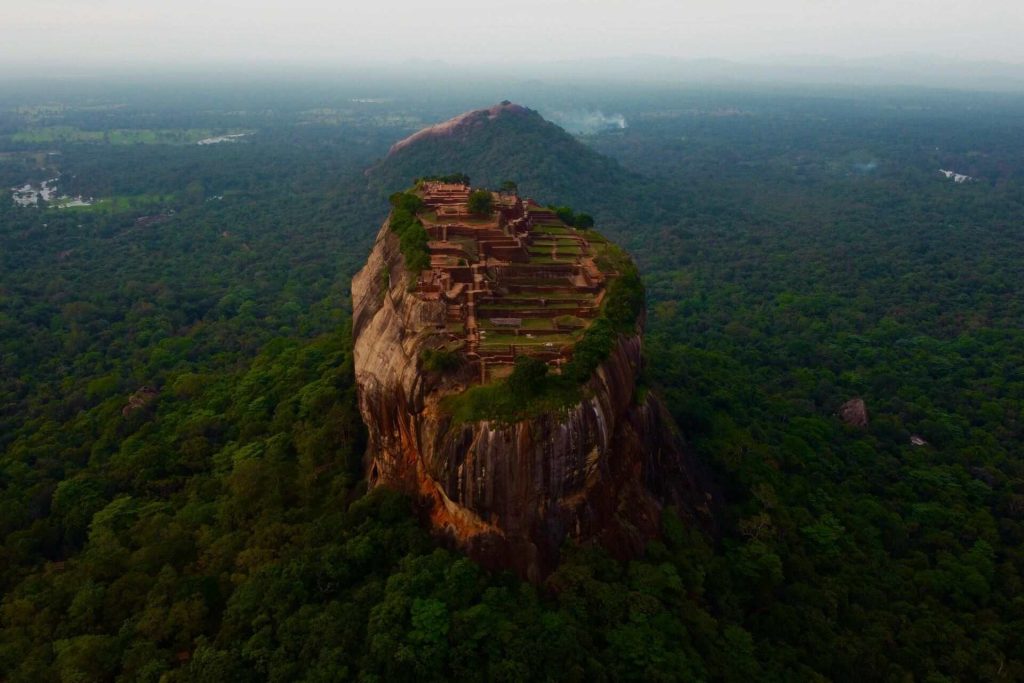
[351,177,711,580]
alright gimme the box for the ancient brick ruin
[410,181,613,383]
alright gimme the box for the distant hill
[367,102,667,237]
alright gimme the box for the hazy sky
[3,0,1022,70]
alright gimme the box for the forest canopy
[0,81,1022,681]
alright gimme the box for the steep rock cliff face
[353,220,709,580]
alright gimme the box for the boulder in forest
[838,398,869,428]
[122,386,159,416]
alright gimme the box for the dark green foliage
[417,173,470,185]
[466,189,493,216]
[573,212,594,229]
[442,371,582,425]
[389,190,424,214]
[420,348,461,373]
[370,105,636,214]
[398,221,430,274]
[603,262,645,331]
[546,205,595,229]
[506,355,548,397]
[2,82,1024,682]
[554,205,575,225]
[388,193,430,276]
[562,318,617,385]
[564,258,645,384]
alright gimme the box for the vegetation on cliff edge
[388,191,430,281]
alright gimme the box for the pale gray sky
[2,0,1022,70]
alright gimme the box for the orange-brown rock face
[352,219,710,581]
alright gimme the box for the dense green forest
[1,81,1022,681]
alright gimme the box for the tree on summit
[574,213,594,229]
[554,206,575,225]
[467,189,493,216]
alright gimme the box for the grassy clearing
[592,240,634,275]
[442,374,582,424]
[517,318,556,330]
[483,365,514,382]
[503,277,571,286]
[532,224,571,235]
[501,292,591,301]
[12,126,103,143]
[554,315,588,329]
[478,332,577,347]
[459,216,496,226]
[11,127,216,145]
[527,244,584,258]
[54,193,175,213]
[479,305,581,316]
[451,237,478,261]
[579,229,609,244]
[486,303,590,313]
[478,318,554,331]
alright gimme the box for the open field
[11,127,220,145]
[499,291,592,301]
[477,318,555,331]
[477,332,577,349]
[531,224,571,235]
[56,193,175,213]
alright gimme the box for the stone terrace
[411,181,611,383]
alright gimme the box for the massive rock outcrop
[386,101,531,157]
[352,218,711,581]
